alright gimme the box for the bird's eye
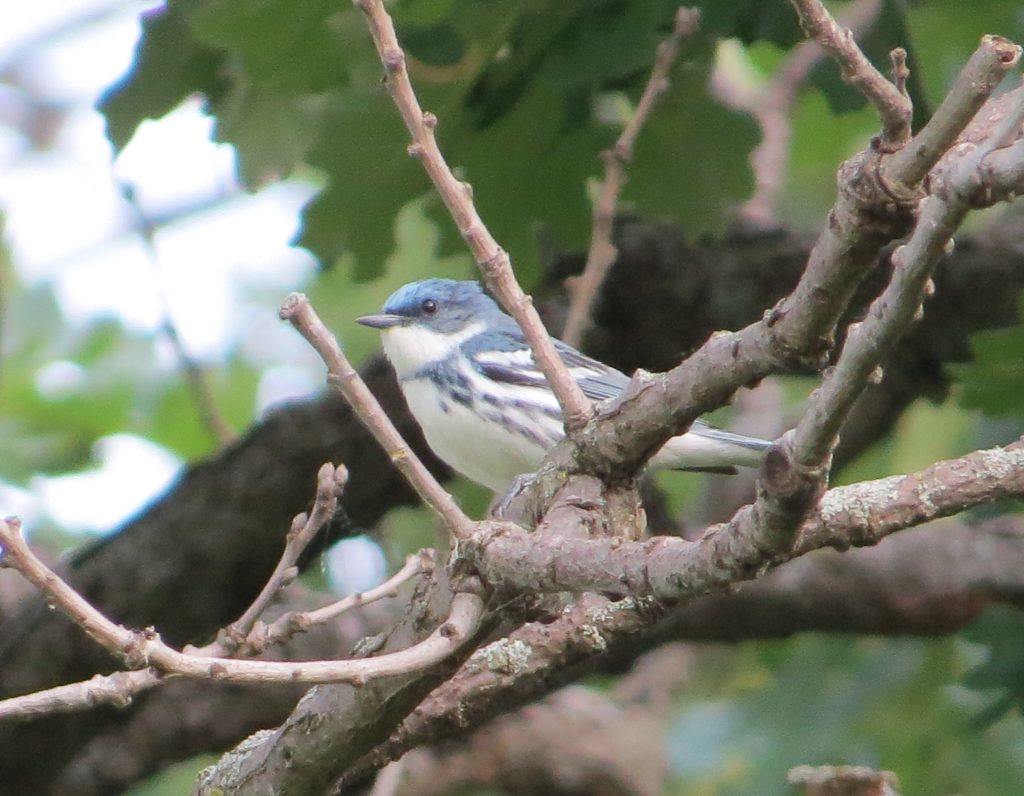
[421,299,438,315]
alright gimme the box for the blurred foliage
[100,0,922,281]
[962,606,1024,726]
[955,296,1024,419]
[4,0,1024,793]
[0,265,259,481]
[666,634,1024,795]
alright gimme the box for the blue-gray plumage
[357,278,771,492]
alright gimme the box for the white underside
[400,369,765,491]
[380,326,767,492]
[401,378,552,492]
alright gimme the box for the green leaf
[147,358,259,460]
[99,3,228,151]
[692,0,803,47]
[629,41,758,238]
[187,0,352,91]
[423,80,604,282]
[954,300,1024,417]
[907,0,1024,111]
[962,606,1024,724]
[296,92,430,276]
[213,86,326,186]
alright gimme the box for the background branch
[353,0,592,430]
[119,182,236,446]
[731,0,882,227]
[562,6,700,347]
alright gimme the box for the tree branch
[0,515,483,690]
[469,440,1024,598]
[281,293,474,539]
[118,182,238,446]
[221,462,348,652]
[788,0,912,151]
[4,221,1023,790]
[342,514,1024,785]
[352,0,592,430]
[513,28,1019,510]
[562,6,700,347]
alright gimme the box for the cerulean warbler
[357,279,771,492]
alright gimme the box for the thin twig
[881,36,1021,191]
[352,0,592,432]
[120,182,236,445]
[735,0,881,226]
[217,462,347,654]
[264,550,431,646]
[0,516,484,690]
[0,550,429,720]
[280,293,475,539]
[0,470,429,722]
[789,0,912,151]
[562,7,700,348]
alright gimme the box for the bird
[357,278,771,492]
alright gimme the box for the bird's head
[357,279,499,377]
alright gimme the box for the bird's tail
[652,423,772,473]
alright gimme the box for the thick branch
[342,515,1024,785]
[32,517,1024,795]
[471,442,1024,598]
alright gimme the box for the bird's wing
[466,331,629,403]
[466,330,772,466]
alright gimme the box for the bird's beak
[356,313,406,330]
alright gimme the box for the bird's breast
[397,365,562,492]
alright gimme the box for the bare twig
[881,36,1020,191]
[280,292,474,539]
[788,0,911,151]
[562,8,700,348]
[0,516,484,689]
[218,462,347,654]
[0,479,430,721]
[352,0,592,431]
[0,551,429,720]
[120,183,236,445]
[263,550,431,645]
[735,0,881,226]
[0,667,160,721]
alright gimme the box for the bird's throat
[381,321,486,378]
